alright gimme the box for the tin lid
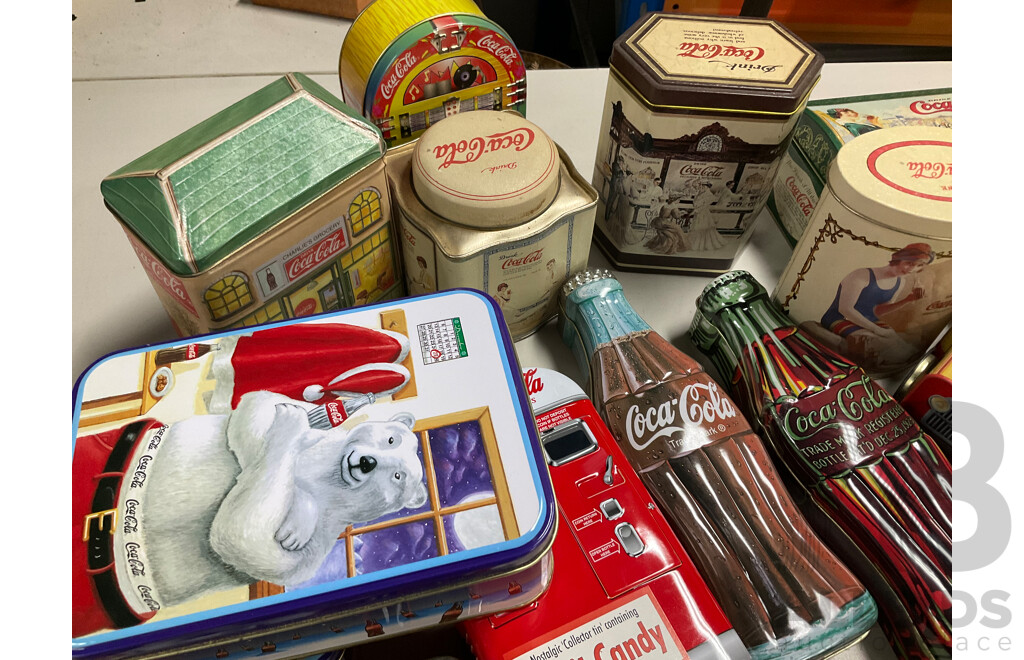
[72,290,555,658]
[412,110,559,228]
[610,12,822,115]
[828,126,952,238]
[101,73,385,276]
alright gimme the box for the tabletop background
[69,2,959,658]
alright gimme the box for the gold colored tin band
[825,177,953,242]
[609,65,818,118]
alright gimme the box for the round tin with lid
[591,12,822,275]
[773,126,953,376]
[385,110,598,340]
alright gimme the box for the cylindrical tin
[772,126,953,377]
[339,0,527,147]
[72,289,556,659]
[386,110,598,340]
[100,73,404,337]
[592,12,823,275]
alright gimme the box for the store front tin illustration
[101,74,403,338]
[339,0,527,146]
[592,13,822,275]
[72,290,556,659]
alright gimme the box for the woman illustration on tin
[686,182,726,251]
[409,255,436,295]
[826,108,882,136]
[644,200,690,255]
[809,242,934,369]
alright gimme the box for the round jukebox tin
[592,12,822,275]
[339,0,527,147]
[772,126,953,377]
[385,110,598,340]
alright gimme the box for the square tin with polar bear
[72,289,556,659]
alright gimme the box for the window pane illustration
[349,188,382,236]
[204,273,253,320]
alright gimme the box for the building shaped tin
[593,12,823,275]
[100,74,404,337]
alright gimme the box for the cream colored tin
[385,110,597,340]
[593,13,822,275]
[772,126,952,377]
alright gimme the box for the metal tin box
[772,126,952,377]
[385,110,598,340]
[339,0,526,147]
[101,73,404,337]
[72,290,556,658]
[766,88,953,246]
[592,12,822,275]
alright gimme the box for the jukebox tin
[386,110,598,340]
[338,0,527,147]
[100,73,404,337]
[766,88,953,246]
[772,126,953,377]
[72,290,556,658]
[592,12,823,275]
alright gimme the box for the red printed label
[284,228,347,281]
[126,234,199,316]
[573,510,602,532]
[910,99,952,115]
[774,372,922,479]
[432,128,534,169]
[677,42,765,61]
[323,401,348,428]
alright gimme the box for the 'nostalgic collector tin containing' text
[339,0,527,147]
[772,126,952,377]
[101,74,403,337]
[386,110,597,340]
[593,12,822,275]
[72,290,556,658]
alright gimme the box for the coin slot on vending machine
[539,420,598,466]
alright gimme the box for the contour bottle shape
[690,270,951,660]
[559,269,877,660]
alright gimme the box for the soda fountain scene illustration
[690,270,951,660]
[558,269,877,660]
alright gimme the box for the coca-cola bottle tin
[592,12,823,275]
[385,110,598,340]
[771,126,952,377]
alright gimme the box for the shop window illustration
[253,406,516,599]
[204,272,254,321]
[349,188,382,236]
[697,134,723,153]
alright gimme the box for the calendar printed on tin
[417,317,469,364]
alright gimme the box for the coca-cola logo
[625,380,736,451]
[294,299,317,317]
[785,176,815,216]
[476,33,517,66]
[523,368,544,396]
[324,401,347,427]
[285,229,347,280]
[907,161,951,179]
[679,164,724,178]
[127,237,198,316]
[910,100,952,115]
[381,51,418,101]
[678,42,765,61]
[432,128,534,169]
[502,249,542,270]
[138,585,161,611]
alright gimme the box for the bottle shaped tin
[559,269,876,660]
[690,270,952,659]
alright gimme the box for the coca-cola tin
[100,73,403,337]
[766,88,953,246]
[592,12,822,275]
[338,0,526,147]
[385,110,598,340]
[71,289,556,658]
[772,126,953,377]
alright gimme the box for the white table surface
[71,2,953,657]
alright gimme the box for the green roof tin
[101,73,385,276]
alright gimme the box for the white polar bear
[139,391,428,607]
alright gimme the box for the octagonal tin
[72,290,555,658]
[592,12,822,275]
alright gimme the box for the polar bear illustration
[140,391,428,608]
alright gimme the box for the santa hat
[209,322,412,413]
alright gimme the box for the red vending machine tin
[461,367,748,660]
